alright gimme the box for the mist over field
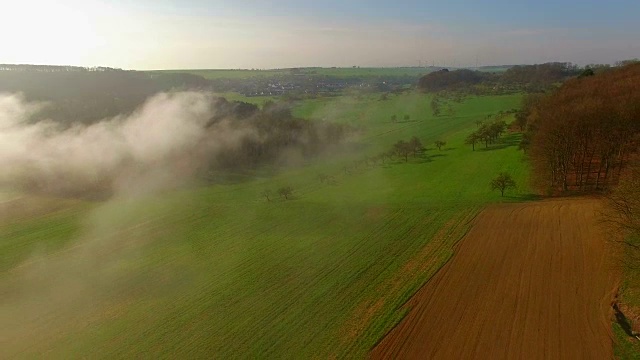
[0,91,260,347]
[2,0,639,353]
[0,92,255,198]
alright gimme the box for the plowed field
[372,199,616,359]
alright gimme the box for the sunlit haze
[1,0,638,69]
[2,0,640,357]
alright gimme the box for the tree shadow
[410,157,435,164]
[478,134,522,152]
[613,303,637,337]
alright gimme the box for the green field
[1,91,529,358]
[614,322,640,360]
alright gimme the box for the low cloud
[0,91,261,354]
[0,91,254,198]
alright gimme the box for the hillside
[1,91,528,358]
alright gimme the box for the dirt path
[371,199,616,359]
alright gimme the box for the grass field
[1,91,530,358]
[614,322,640,359]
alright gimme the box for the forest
[520,63,640,193]
[418,62,584,93]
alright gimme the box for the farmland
[1,91,529,358]
[372,199,615,359]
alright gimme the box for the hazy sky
[1,0,638,70]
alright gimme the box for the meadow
[1,91,529,358]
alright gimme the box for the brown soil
[371,199,616,359]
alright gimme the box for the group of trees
[464,119,508,150]
[343,136,430,176]
[392,136,425,162]
[344,137,426,169]
[418,69,489,92]
[387,137,448,161]
[209,99,355,170]
[520,63,640,192]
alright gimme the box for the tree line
[418,61,640,94]
[519,63,640,193]
[418,68,488,92]
[0,64,123,72]
[343,135,449,174]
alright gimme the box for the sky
[0,0,638,70]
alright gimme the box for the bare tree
[278,186,293,200]
[434,140,446,150]
[409,136,424,157]
[394,140,412,162]
[490,172,516,197]
[465,132,480,151]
